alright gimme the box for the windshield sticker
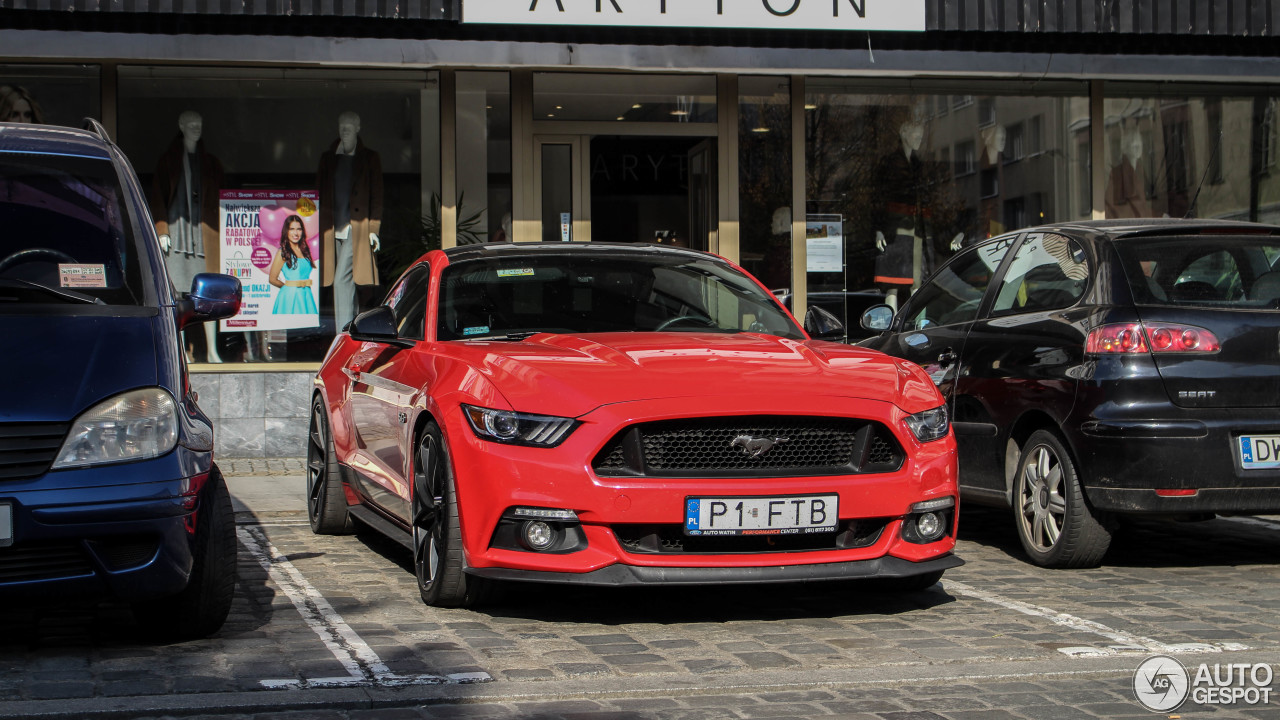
[58,264,107,288]
[463,326,490,337]
[497,268,535,278]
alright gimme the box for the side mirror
[860,304,895,332]
[804,305,846,342]
[350,306,415,348]
[179,273,241,329]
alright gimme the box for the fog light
[915,512,944,542]
[520,520,557,551]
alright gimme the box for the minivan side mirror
[860,304,895,332]
[804,305,846,342]
[179,273,241,329]
[349,306,415,348]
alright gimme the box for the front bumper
[1072,407,1280,514]
[442,395,960,578]
[469,552,964,586]
[0,449,212,601]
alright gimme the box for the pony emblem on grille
[731,434,790,458]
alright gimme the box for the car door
[958,231,1092,503]
[347,263,431,523]
[866,236,1019,403]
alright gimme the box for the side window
[991,233,1089,315]
[902,240,1009,331]
[386,264,430,340]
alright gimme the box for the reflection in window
[533,73,716,123]
[456,72,511,246]
[739,77,791,295]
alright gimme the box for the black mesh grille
[0,541,94,583]
[0,422,69,481]
[89,536,160,571]
[613,519,888,554]
[592,416,903,478]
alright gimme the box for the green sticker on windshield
[497,268,534,277]
[463,326,490,336]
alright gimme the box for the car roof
[443,241,718,262]
[1015,218,1280,241]
[0,122,113,161]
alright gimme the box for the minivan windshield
[1117,234,1280,310]
[0,154,145,306]
[437,252,804,341]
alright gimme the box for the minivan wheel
[307,396,353,535]
[134,466,236,641]
[413,422,495,608]
[1013,429,1112,568]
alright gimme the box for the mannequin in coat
[150,110,226,362]
[317,111,382,332]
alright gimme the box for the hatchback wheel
[307,397,353,534]
[413,422,494,607]
[1013,429,1112,568]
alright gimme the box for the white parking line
[1223,516,1280,530]
[945,579,1249,657]
[236,525,493,689]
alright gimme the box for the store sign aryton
[462,0,926,32]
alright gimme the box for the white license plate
[1239,436,1280,470]
[684,495,838,536]
[0,503,11,547]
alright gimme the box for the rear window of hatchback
[1116,233,1280,310]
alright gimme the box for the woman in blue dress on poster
[269,214,319,315]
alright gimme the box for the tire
[413,422,495,607]
[307,396,353,535]
[134,466,236,641]
[1012,429,1112,568]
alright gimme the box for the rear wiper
[0,278,105,305]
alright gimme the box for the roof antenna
[867,33,876,64]
[1185,124,1222,219]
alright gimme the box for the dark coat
[149,134,225,274]
[317,137,383,287]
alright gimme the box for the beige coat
[317,137,383,287]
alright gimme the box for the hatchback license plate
[1239,436,1280,470]
[684,495,838,536]
[0,503,11,547]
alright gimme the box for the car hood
[0,314,159,423]
[436,332,940,418]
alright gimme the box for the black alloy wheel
[413,422,493,607]
[307,396,353,534]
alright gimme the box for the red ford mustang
[308,242,961,606]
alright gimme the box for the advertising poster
[805,214,844,273]
[219,190,321,332]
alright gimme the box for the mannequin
[150,110,226,362]
[872,119,931,311]
[1105,131,1152,219]
[318,111,383,333]
[982,124,1007,166]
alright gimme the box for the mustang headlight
[903,405,950,443]
[462,404,579,448]
[52,388,179,469]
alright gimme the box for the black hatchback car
[859,219,1280,568]
[0,121,241,638]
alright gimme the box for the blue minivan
[0,120,241,639]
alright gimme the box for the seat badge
[731,434,790,458]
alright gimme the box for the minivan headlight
[462,405,579,448]
[52,388,179,469]
[903,405,950,443]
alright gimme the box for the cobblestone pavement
[3,461,1280,718]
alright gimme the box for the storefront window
[0,64,99,127]
[456,72,511,245]
[533,73,716,123]
[1103,90,1280,224]
[803,80,1089,336]
[117,67,438,366]
[738,77,792,296]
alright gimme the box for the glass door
[533,135,588,242]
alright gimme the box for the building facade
[2,0,1278,456]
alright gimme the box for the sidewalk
[220,457,306,516]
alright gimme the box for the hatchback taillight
[1086,322,1221,354]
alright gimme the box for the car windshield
[437,252,804,341]
[0,154,145,307]
[1116,234,1280,309]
